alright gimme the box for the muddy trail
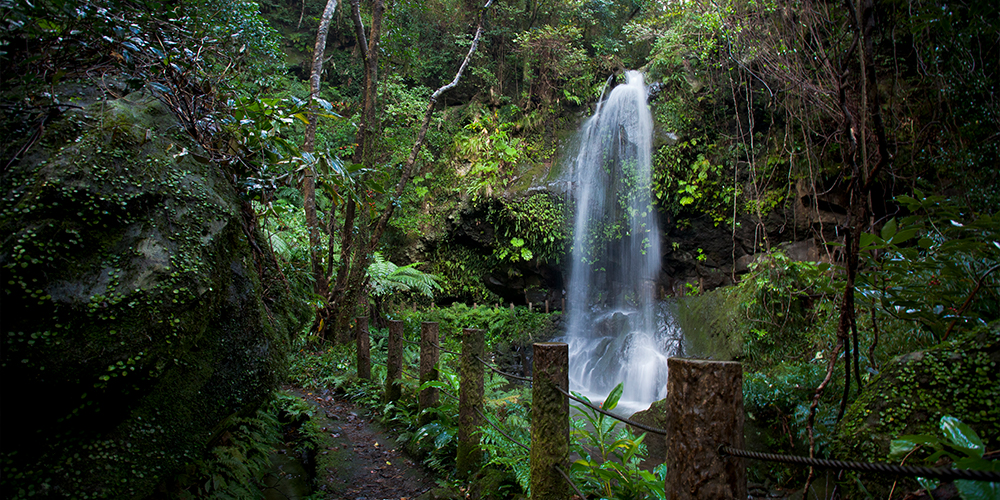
[265,387,440,500]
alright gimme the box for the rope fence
[556,386,668,436]
[474,407,531,453]
[351,321,999,499]
[475,355,533,383]
[720,446,1000,482]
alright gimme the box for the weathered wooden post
[457,328,485,478]
[355,316,371,380]
[418,321,440,425]
[545,299,549,314]
[665,358,745,500]
[530,342,569,500]
[384,320,404,404]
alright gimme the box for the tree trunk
[302,0,338,338]
[327,0,494,339]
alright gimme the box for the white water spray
[563,71,681,414]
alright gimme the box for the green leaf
[881,218,898,240]
[859,232,884,250]
[916,477,939,494]
[418,380,449,391]
[941,416,984,457]
[890,434,943,460]
[955,479,1000,500]
[603,383,623,411]
[890,228,918,245]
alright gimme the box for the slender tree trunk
[302,0,339,338]
[327,0,495,340]
[804,0,891,493]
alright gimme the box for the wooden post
[530,342,569,500]
[561,298,565,311]
[418,321,440,425]
[665,358,745,500]
[384,320,403,404]
[545,299,549,314]
[355,316,371,380]
[529,302,533,312]
[457,328,485,478]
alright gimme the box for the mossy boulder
[628,397,669,468]
[0,91,306,498]
[833,323,1000,464]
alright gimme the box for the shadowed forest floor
[267,387,437,500]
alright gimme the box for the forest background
[1,0,998,497]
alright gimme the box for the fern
[479,403,532,496]
[367,252,443,299]
[179,397,281,499]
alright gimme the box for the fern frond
[367,252,443,299]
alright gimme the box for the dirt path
[276,387,438,500]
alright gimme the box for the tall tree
[324,0,496,341]
[301,0,339,318]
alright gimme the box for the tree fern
[367,252,443,299]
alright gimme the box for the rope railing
[554,464,587,500]
[555,386,668,436]
[475,355,533,383]
[720,445,1000,482]
[440,389,459,403]
[350,323,1000,498]
[475,407,530,453]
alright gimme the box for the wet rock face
[0,92,302,497]
[657,182,846,297]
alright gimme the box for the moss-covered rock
[833,323,1000,464]
[0,91,306,498]
[628,397,669,468]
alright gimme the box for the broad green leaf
[860,232,884,250]
[418,380,449,391]
[889,439,919,459]
[881,218,898,240]
[603,383,623,411]
[890,228,918,245]
[955,479,1000,500]
[941,416,984,457]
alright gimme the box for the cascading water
[563,71,681,414]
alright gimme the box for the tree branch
[367,0,494,249]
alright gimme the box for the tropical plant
[455,111,526,199]
[857,194,1000,342]
[890,415,999,500]
[479,401,533,494]
[569,383,666,499]
[367,252,443,300]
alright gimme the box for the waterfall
[563,71,681,414]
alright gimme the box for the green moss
[0,93,305,498]
[834,322,999,466]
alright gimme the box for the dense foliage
[4,0,999,496]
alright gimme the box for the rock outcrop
[0,91,305,497]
